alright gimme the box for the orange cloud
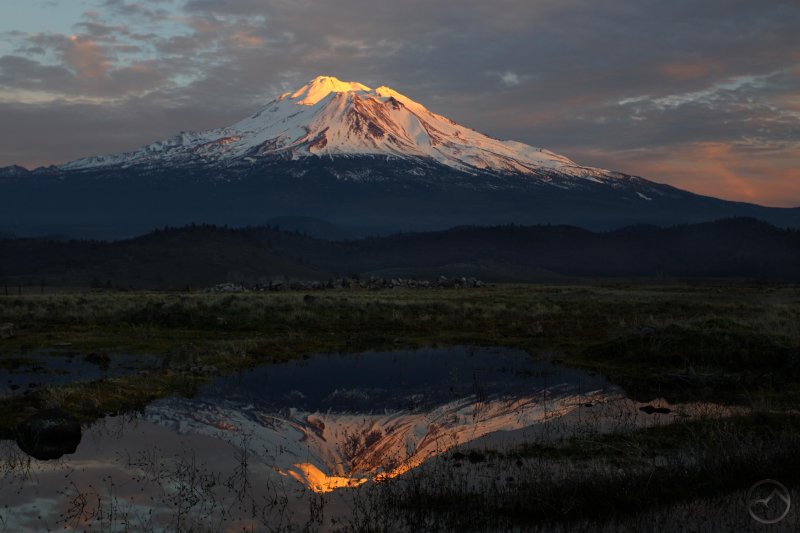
[63,36,110,79]
[187,16,221,35]
[575,142,800,208]
[659,61,722,81]
[230,31,264,48]
[774,93,800,111]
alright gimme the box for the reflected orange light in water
[282,463,368,493]
[275,392,613,493]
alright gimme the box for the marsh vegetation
[0,283,798,531]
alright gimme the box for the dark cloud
[0,52,171,98]
[0,98,240,167]
[0,55,76,93]
[0,0,798,205]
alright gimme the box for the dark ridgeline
[0,218,798,289]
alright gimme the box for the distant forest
[1,218,798,289]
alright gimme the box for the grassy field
[345,411,800,531]
[0,283,798,530]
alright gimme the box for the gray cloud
[101,0,174,22]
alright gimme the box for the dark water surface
[0,352,155,397]
[200,345,608,412]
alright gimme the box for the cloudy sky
[1,0,798,206]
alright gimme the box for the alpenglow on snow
[62,75,604,179]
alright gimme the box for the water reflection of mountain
[146,347,616,492]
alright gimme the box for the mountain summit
[61,75,588,178]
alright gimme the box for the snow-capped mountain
[1,75,798,238]
[60,75,605,181]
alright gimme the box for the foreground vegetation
[344,411,800,532]
[0,283,798,530]
[2,284,797,418]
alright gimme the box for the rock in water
[639,404,672,415]
[15,408,82,460]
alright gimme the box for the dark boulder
[639,404,672,415]
[15,408,82,460]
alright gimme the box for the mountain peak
[60,75,584,177]
[281,76,372,106]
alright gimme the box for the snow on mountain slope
[60,76,603,180]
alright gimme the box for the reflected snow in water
[0,346,625,530]
[148,346,614,491]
